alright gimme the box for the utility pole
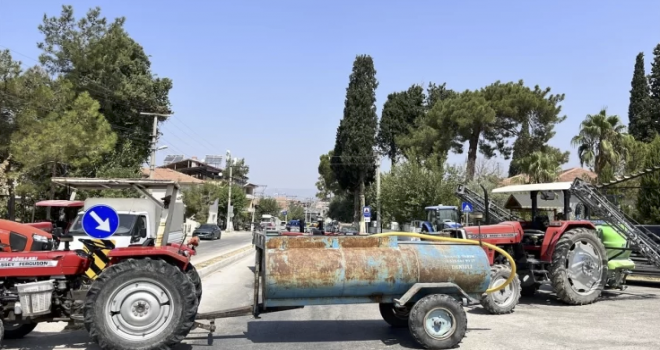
[225,151,235,232]
[376,157,382,233]
[140,112,171,179]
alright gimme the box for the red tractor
[448,181,609,314]
[0,178,203,350]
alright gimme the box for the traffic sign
[461,202,473,213]
[363,206,372,218]
[282,210,288,216]
[365,217,371,223]
[82,204,119,239]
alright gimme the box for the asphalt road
[191,230,254,265]
[6,251,660,350]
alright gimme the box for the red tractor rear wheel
[550,227,608,305]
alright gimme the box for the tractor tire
[186,263,203,303]
[549,227,608,305]
[2,321,37,339]
[479,264,521,314]
[84,258,198,350]
[378,303,410,328]
[409,294,467,349]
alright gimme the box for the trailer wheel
[2,321,37,339]
[185,263,203,303]
[479,264,521,314]
[378,303,410,328]
[409,294,467,349]
[84,258,198,350]
[550,227,608,305]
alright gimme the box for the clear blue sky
[2,1,660,198]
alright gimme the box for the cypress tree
[331,55,378,225]
[508,119,532,177]
[649,44,660,137]
[628,52,652,142]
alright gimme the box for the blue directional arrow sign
[82,204,119,239]
[461,202,473,213]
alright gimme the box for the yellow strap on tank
[371,232,516,294]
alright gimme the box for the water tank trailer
[193,232,514,349]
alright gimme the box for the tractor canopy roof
[492,182,572,194]
[35,200,84,208]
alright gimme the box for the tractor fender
[421,221,434,232]
[108,246,191,271]
[541,221,598,261]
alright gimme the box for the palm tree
[571,109,629,178]
[518,151,562,184]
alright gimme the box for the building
[159,157,223,181]
[499,167,597,186]
[140,168,204,202]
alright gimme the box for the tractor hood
[461,222,523,240]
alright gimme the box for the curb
[196,244,255,279]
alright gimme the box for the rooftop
[140,168,205,184]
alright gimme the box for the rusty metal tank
[260,235,492,307]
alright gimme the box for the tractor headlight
[33,234,54,250]
[33,234,49,243]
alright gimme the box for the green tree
[287,204,305,220]
[37,5,173,173]
[0,50,24,219]
[628,52,653,142]
[331,55,378,224]
[316,150,340,199]
[10,87,117,201]
[425,82,456,111]
[517,151,563,184]
[649,44,660,137]
[182,183,247,224]
[380,154,462,224]
[637,136,660,223]
[256,197,280,218]
[571,109,631,181]
[376,84,425,167]
[508,119,532,177]
[406,81,566,181]
[327,195,354,223]
[223,158,249,182]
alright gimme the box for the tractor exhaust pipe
[480,184,490,224]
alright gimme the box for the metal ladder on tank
[455,184,520,224]
[570,177,660,269]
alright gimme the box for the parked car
[193,223,222,240]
